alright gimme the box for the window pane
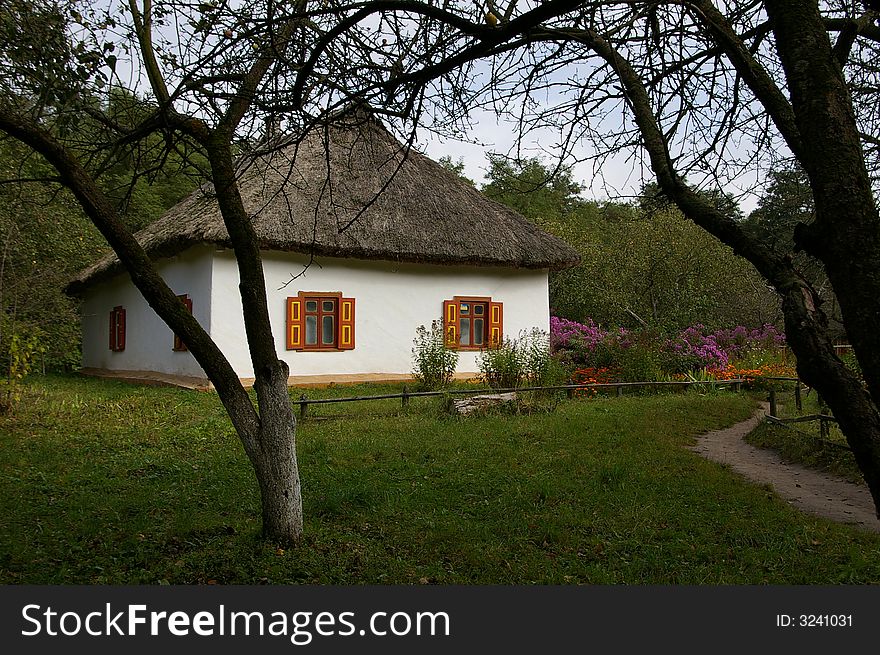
[460,302,469,315]
[473,304,485,315]
[474,318,484,345]
[322,300,335,312]
[459,317,470,345]
[305,300,318,312]
[305,316,318,344]
[322,316,335,345]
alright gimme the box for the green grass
[2,374,879,584]
[745,389,863,483]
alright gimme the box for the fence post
[566,387,574,399]
[769,389,777,417]
[794,381,802,412]
[732,380,740,393]
[820,416,830,440]
[616,385,624,397]
[402,385,410,408]
[299,394,308,420]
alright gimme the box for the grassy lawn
[2,374,879,584]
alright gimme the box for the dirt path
[688,404,880,533]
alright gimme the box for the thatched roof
[68,110,580,294]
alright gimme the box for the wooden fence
[765,380,845,445]
[294,378,750,418]
[294,374,854,453]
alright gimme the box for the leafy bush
[615,338,662,382]
[479,337,524,390]
[1,328,44,414]
[411,322,458,390]
[521,328,567,387]
[479,328,561,390]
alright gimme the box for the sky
[416,109,641,201]
[418,110,763,214]
[94,1,766,214]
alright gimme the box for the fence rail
[764,414,849,450]
[294,378,753,418]
[764,381,848,445]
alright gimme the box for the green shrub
[610,331,661,382]
[411,321,458,390]
[479,337,524,389]
[479,328,563,390]
[1,328,44,414]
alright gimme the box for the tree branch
[127,0,171,105]
[0,106,261,456]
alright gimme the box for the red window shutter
[338,297,355,350]
[443,299,458,349]
[286,297,305,350]
[109,310,116,351]
[117,307,126,351]
[109,306,125,351]
[173,294,192,352]
[489,301,503,347]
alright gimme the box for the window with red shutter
[442,296,503,350]
[286,292,355,351]
[172,294,193,352]
[109,306,126,352]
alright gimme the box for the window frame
[109,305,126,352]
[286,292,355,352]
[453,296,491,350]
[443,296,503,351]
[172,294,193,352]
[300,291,343,351]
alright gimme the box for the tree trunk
[205,135,304,542]
[763,0,880,516]
[253,363,303,543]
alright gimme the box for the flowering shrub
[550,316,608,351]
[709,362,796,387]
[663,325,729,372]
[570,367,616,397]
[551,315,789,384]
[712,324,786,359]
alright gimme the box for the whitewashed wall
[81,247,550,380]
[80,246,213,379]
[210,250,550,378]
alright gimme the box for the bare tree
[282,0,880,513]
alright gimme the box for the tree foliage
[743,166,844,336]
[481,156,778,331]
[0,86,202,373]
[0,136,106,371]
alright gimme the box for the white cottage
[67,111,579,387]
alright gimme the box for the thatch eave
[65,238,580,297]
[68,108,581,296]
